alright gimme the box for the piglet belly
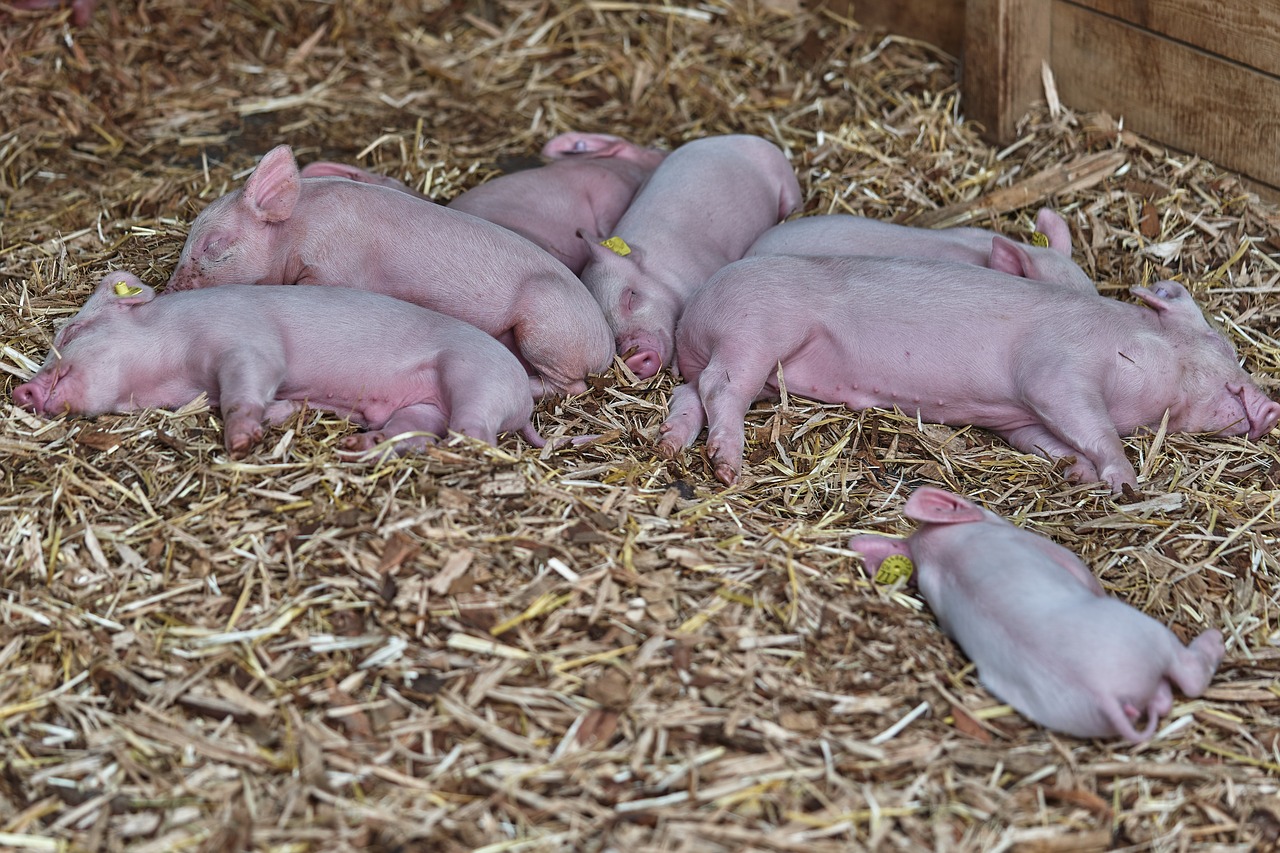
[779,356,1028,428]
[278,377,442,428]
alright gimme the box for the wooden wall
[827,0,1280,192]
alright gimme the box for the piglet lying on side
[167,144,614,398]
[12,271,542,455]
[659,254,1279,490]
[747,208,1095,291]
[850,486,1224,742]
[300,132,668,274]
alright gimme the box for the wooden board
[961,0,1049,143]
[844,0,965,56]
[1051,1,1280,190]
[1067,0,1280,76]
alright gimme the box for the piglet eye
[625,289,642,312]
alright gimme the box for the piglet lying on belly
[851,486,1224,742]
[13,271,542,455]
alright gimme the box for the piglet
[747,208,1095,290]
[578,134,803,379]
[167,144,614,398]
[12,271,542,455]
[850,486,1224,742]
[299,132,667,275]
[659,254,1279,489]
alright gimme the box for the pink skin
[167,144,614,399]
[9,0,97,26]
[14,271,542,456]
[659,254,1280,490]
[578,134,803,379]
[850,487,1225,743]
[298,132,667,275]
[748,208,1096,292]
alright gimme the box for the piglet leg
[1168,629,1225,698]
[344,403,449,453]
[697,354,771,485]
[216,357,285,456]
[1024,388,1137,493]
[658,382,708,457]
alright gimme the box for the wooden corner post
[962,0,1050,144]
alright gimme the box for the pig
[12,271,542,455]
[298,132,668,275]
[849,486,1225,742]
[166,144,614,399]
[658,254,1279,490]
[578,134,803,379]
[746,208,1096,291]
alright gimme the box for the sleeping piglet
[167,144,614,398]
[659,254,1279,490]
[12,271,542,455]
[850,486,1224,742]
[300,132,668,274]
[746,208,1095,291]
[578,134,803,379]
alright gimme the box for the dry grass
[2,1,1279,850]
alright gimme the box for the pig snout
[1233,382,1280,440]
[618,331,670,380]
[12,380,46,414]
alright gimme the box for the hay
[2,1,1279,849]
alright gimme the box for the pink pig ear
[58,271,155,347]
[1034,208,1073,256]
[903,487,985,524]
[848,534,910,573]
[1131,279,1192,313]
[542,132,625,159]
[988,235,1035,279]
[242,145,300,224]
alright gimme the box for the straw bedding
[2,1,1279,850]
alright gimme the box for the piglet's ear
[1131,280,1191,312]
[988,235,1032,278]
[1034,208,1073,256]
[542,132,625,159]
[242,145,300,224]
[57,271,155,347]
[848,534,910,574]
[903,487,984,524]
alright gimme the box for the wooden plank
[962,0,1050,144]
[1051,2,1280,190]
[829,0,965,57]
[1066,0,1280,77]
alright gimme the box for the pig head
[850,486,1225,743]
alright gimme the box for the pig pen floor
[2,1,1280,850]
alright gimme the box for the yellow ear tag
[600,236,632,256]
[875,554,914,584]
[1029,230,1050,248]
[114,281,144,297]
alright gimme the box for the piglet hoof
[655,437,680,460]
[225,427,263,458]
[340,432,385,452]
[712,458,739,486]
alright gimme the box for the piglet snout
[12,382,45,414]
[1231,383,1280,440]
[625,348,663,380]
